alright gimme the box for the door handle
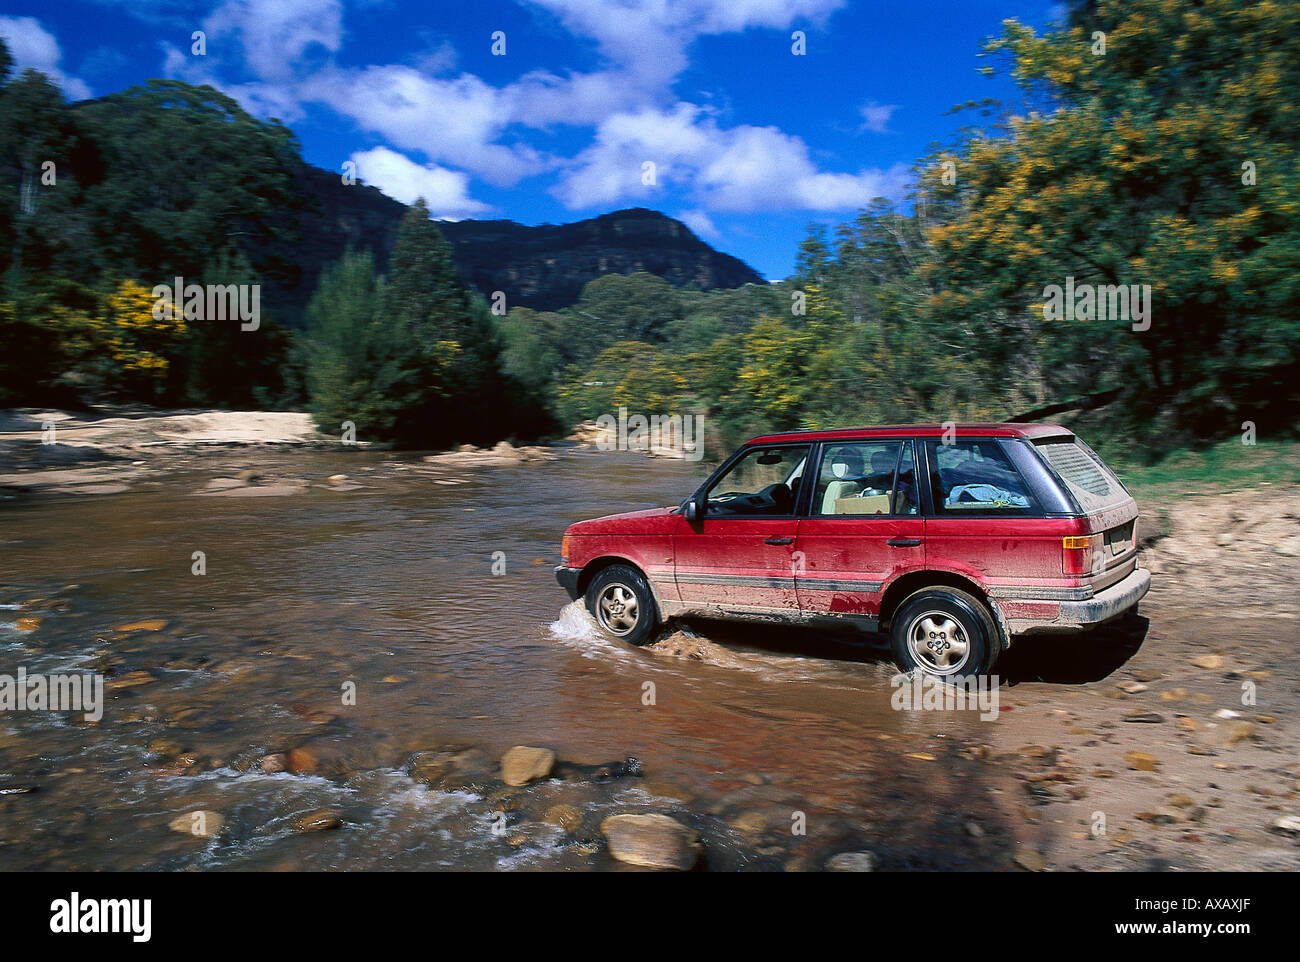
[764,537,794,546]
[886,537,922,547]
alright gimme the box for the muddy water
[0,449,1013,871]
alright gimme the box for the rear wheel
[890,587,999,679]
[586,565,659,646]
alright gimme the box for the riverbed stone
[542,804,582,833]
[287,747,318,774]
[501,746,555,786]
[1272,815,1300,836]
[826,851,877,872]
[1125,750,1159,771]
[601,814,701,870]
[169,810,223,838]
[293,810,343,833]
[1013,848,1046,871]
[115,619,168,632]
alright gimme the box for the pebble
[114,619,168,632]
[500,746,556,787]
[1013,849,1046,872]
[169,810,223,838]
[826,851,877,872]
[293,810,343,833]
[1125,750,1159,771]
[601,814,701,870]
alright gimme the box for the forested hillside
[2,0,1297,457]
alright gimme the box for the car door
[795,439,925,625]
[673,443,810,613]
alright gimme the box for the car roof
[746,423,1073,444]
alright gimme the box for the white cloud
[145,0,887,221]
[858,101,897,134]
[303,65,550,187]
[527,0,845,91]
[202,0,343,82]
[350,146,492,220]
[555,103,909,213]
[679,209,719,240]
[0,16,92,99]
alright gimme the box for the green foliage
[72,80,302,283]
[304,203,554,448]
[929,0,1300,451]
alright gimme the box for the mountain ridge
[288,165,765,319]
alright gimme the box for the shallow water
[0,448,1011,871]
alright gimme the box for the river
[0,446,1156,870]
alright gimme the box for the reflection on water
[0,449,1006,870]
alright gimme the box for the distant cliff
[436,208,765,311]
[279,169,764,321]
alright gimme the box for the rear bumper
[1008,567,1150,635]
[555,565,581,601]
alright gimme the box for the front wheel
[586,565,659,646]
[889,587,999,679]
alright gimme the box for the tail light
[561,534,570,563]
[1062,534,1103,575]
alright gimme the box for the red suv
[556,424,1149,678]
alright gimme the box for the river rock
[115,619,168,632]
[602,814,701,870]
[1272,815,1300,836]
[826,851,877,872]
[259,753,287,773]
[542,804,582,834]
[1190,654,1224,670]
[410,747,494,791]
[169,810,223,838]
[1225,721,1256,745]
[1273,536,1300,557]
[1014,848,1046,871]
[501,746,555,786]
[1125,750,1159,771]
[293,810,343,833]
[730,811,769,835]
[287,747,318,774]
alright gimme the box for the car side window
[813,440,918,516]
[924,439,1039,514]
[705,445,811,516]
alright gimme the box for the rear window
[1033,438,1130,513]
[924,440,1040,515]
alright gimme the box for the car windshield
[705,445,810,516]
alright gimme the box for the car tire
[890,587,999,679]
[586,564,659,646]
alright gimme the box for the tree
[305,249,406,441]
[925,0,1300,451]
[73,80,302,282]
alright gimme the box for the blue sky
[0,0,1064,279]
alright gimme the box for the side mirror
[683,496,703,522]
